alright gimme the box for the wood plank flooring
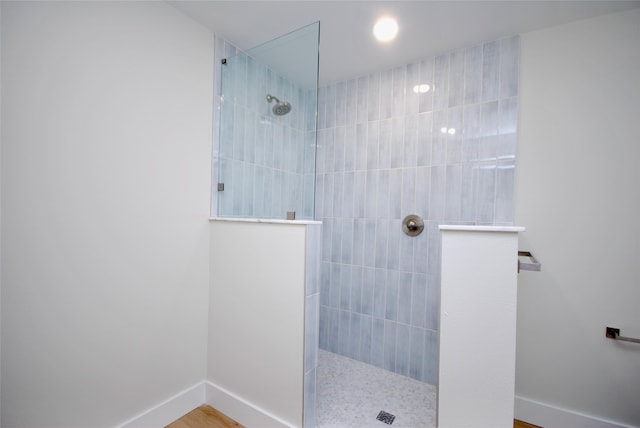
[165,405,244,428]
[514,419,542,428]
[167,404,541,428]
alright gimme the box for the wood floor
[514,419,542,428]
[167,404,541,428]
[165,405,244,428]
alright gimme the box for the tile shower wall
[316,36,519,384]
[214,37,317,219]
[304,223,321,428]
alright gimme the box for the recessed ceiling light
[373,16,398,43]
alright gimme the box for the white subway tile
[464,44,483,105]
[371,318,385,368]
[348,313,361,359]
[374,118,389,170]
[428,166,446,222]
[448,50,465,107]
[373,268,386,318]
[317,85,327,130]
[352,218,366,266]
[446,106,463,164]
[350,266,363,313]
[376,169,390,220]
[433,54,449,110]
[417,112,433,166]
[363,219,377,267]
[342,171,355,219]
[397,274,412,325]
[476,160,497,223]
[325,84,336,129]
[353,171,366,218]
[431,110,446,166]
[359,315,373,363]
[355,123,368,171]
[401,167,417,216]
[341,218,354,265]
[390,117,404,168]
[495,158,515,224]
[338,310,351,356]
[387,219,401,270]
[423,329,439,384]
[396,322,411,377]
[346,79,357,125]
[340,263,352,310]
[383,320,397,371]
[356,76,369,124]
[415,166,431,220]
[403,115,418,168]
[461,162,478,223]
[389,169,402,219]
[482,40,500,102]
[392,66,406,118]
[409,327,426,381]
[445,164,462,222]
[374,219,389,269]
[334,126,346,172]
[361,268,376,316]
[333,171,344,218]
[368,72,381,121]
[380,69,393,120]
[500,36,520,99]
[385,271,399,321]
[367,121,380,169]
[335,81,347,127]
[344,125,357,171]
[399,233,415,273]
[418,57,434,113]
[405,62,420,116]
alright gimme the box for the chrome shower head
[266,94,292,116]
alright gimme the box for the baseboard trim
[115,380,296,428]
[515,395,634,428]
[204,381,295,428]
[117,382,206,428]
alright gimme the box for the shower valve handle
[402,214,424,237]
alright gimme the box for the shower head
[266,94,292,116]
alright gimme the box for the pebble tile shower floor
[317,350,436,428]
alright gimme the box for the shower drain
[376,410,396,425]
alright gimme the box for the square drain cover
[376,410,396,425]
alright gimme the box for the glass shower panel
[217,22,319,220]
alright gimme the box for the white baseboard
[117,382,206,428]
[115,380,295,428]
[515,395,635,428]
[204,381,296,428]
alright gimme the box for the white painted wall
[0,5,2,425]
[0,3,3,423]
[516,9,640,427]
[1,2,213,427]
[438,226,522,428]
[208,220,308,428]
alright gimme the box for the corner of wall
[0,1,3,424]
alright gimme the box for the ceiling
[169,1,640,86]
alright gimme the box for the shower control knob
[402,215,424,237]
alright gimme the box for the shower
[266,94,292,116]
